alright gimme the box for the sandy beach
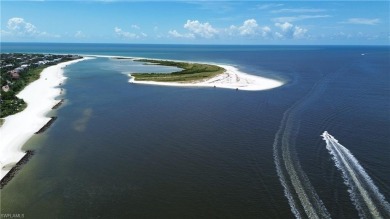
[0,57,91,180]
[128,63,284,91]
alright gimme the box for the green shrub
[132,59,225,82]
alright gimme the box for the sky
[1,1,389,45]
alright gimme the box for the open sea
[1,43,389,218]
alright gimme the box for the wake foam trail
[273,107,331,219]
[273,116,303,219]
[322,131,390,219]
[273,76,332,219]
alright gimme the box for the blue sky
[1,1,389,45]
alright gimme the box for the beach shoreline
[0,57,92,180]
[128,63,284,91]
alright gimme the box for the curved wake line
[273,105,331,219]
[273,118,303,219]
[273,77,332,219]
[322,131,390,219]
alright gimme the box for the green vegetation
[0,67,46,118]
[131,59,225,82]
[0,98,27,118]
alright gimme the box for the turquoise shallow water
[1,43,389,218]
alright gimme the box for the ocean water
[1,43,389,218]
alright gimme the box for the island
[128,58,284,91]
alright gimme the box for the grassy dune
[131,59,225,82]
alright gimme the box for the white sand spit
[0,57,92,180]
[129,64,283,91]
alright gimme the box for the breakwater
[52,99,64,109]
[35,117,57,134]
[0,150,35,189]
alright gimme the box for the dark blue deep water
[1,43,389,218]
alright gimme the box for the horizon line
[1,41,389,47]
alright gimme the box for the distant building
[37,60,49,65]
[9,70,20,79]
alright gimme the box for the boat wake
[273,79,331,219]
[273,107,331,219]
[322,131,390,219]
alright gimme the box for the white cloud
[238,19,259,36]
[225,19,275,39]
[167,20,217,39]
[261,26,272,38]
[226,19,259,37]
[1,17,60,38]
[276,22,293,32]
[7,17,38,35]
[292,26,307,39]
[168,30,181,37]
[225,25,237,36]
[342,18,380,25]
[114,27,146,39]
[168,19,310,41]
[168,30,195,39]
[275,32,284,39]
[273,15,331,23]
[272,8,326,13]
[184,20,218,38]
[275,22,307,39]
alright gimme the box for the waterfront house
[2,85,10,92]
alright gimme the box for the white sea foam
[322,131,390,218]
